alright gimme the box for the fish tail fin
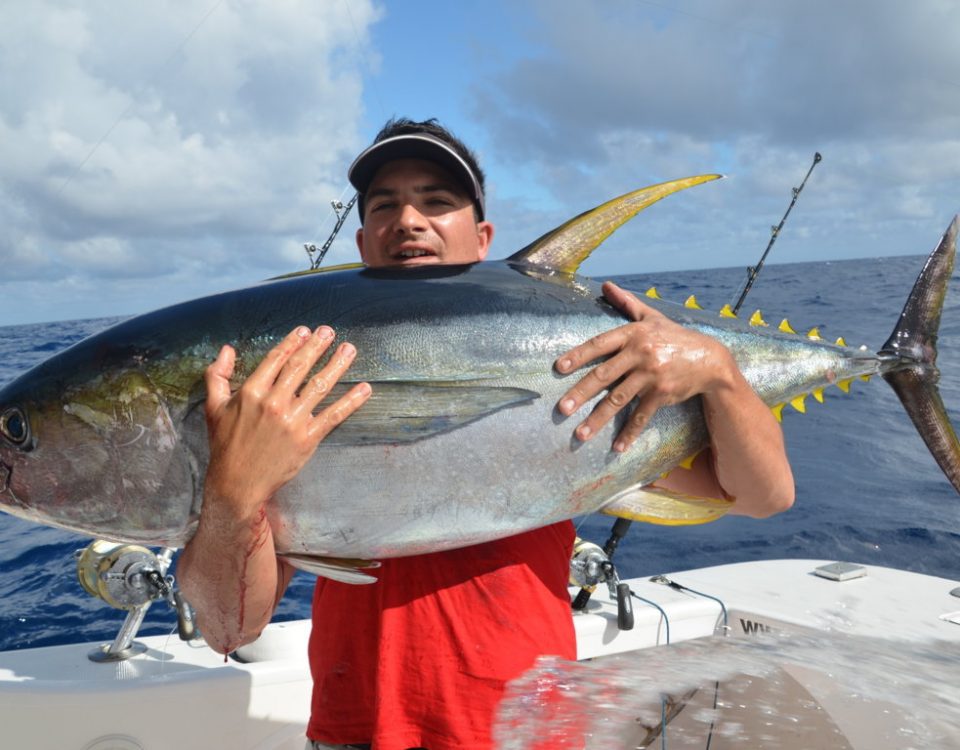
[880,216,960,493]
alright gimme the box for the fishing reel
[76,540,173,610]
[75,540,196,661]
[570,536,634,630]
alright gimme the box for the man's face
[356,158,494,268]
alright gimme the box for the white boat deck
[1,559,958,749]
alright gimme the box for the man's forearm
[177,496,290,654]
[701,360,795,517]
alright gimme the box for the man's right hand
[203,325,372,521]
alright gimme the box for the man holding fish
[178,118,794,750]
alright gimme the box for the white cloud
[469,0,960,278]
[0,0,379,324]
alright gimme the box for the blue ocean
[2,256,959,653]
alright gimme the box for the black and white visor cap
[348,133,485,221]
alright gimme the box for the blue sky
[3,0,960,324]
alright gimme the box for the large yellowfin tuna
[0,176,958,580]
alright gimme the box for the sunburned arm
[178,326,371,654]
[555,282,794,518]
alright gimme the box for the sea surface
[1,255,959,652]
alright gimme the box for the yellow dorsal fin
[771,403,785,422]
[837,379,852,393]
[507,175,723,274]
[749,310,768,327]
[813,387,825,403]
[790,394,807,413]
[269,262,365,280]
[835,336,847,347]
[860,374,872,382]
[719,304,737,318]
[778,318,796,334]
[646,287,662,299]
[684,295,703,310]
[807,327,822,341]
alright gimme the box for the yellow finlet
[790,394,807,413]
[646,287,662,299]
[778,318,796,334]
[719,304,737,318]
[684,295,703,310]
[812,387,825,403]
[771,403,785,422]
[860,374,872,382]
[837,379,852,393]
[507,174,724,274]
[807,327,822,341]
[835,336,847,347]
[749,310,768,327]
[677,452,698,470]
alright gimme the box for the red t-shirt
[306,521,576,750]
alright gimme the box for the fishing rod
[305,192,358,270]
[731,152,822,314]
[571,152,823,626]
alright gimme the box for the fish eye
[0,407,30,448]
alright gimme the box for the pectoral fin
[601,485,732,526]
[319,382,539,445]
[281,554,381,584]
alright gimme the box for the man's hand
[179,325,372,654]
[555,281,736,452]
[203,324,372,523]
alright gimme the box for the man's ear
[476,221,494,261]
[356,227,368,264]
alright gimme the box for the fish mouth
[0,459,29,513]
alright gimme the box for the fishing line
[50,0,225,205]
[650,576,728,750]
[7,0,225,264]
[630,591,671,644]
[303,0,386,269]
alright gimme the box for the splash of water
[495,628,960,749]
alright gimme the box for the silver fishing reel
[75,540,196,662]
[569,537,610,590]
[76,540,173,610]
[570,536,634,630]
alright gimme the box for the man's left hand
[555,281,735,452]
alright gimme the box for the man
[178,119,794,750]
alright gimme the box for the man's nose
[395,203,428,232]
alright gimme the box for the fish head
[0,338,203,546]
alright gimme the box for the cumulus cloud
[0,0,379,323]
[471,0,960,276]
[4,1,960,323]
